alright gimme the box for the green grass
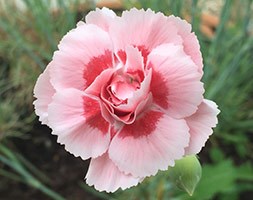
[0,142,65,200]
[0,0,252,199]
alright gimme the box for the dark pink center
[118,110,163,138]
[83,96,109,134]
[83,50,113,89]
[149,66,169,109]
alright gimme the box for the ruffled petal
[168,16,203,74]
[85,7,116,32]
[109,109,190,177]
[86,152,141,193]
[148,43,204,118]
[85,68,115,97]
[109,8,182,53]
[185,99,220,155]
[33,65,55,125]
[115,69,151,113]
[50,24,113,91]
[101,70,152,124]
[124,45,144,74]
[48,88,110,160]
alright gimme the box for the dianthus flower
[34,8,219,192]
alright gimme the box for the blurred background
[0,0,253,199]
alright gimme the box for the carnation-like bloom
[34,8,219,192]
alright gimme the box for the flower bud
[168,155,202,196]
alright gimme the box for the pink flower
[33,8,219,192]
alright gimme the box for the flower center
[107,73,140,106]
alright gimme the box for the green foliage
[0,0,89,139]
[0,143,65,200]
[175,159,253,200]
[0,0,252,199]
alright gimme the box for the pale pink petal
[33,65,56,125]
[50,24,113,91]
[109,110,190,177]
[76,21,85,27]
[48,88,110,160]
[86,152,141,193]
[109,8,182,53]
[124,45,144,74]
[85,7,116,32]
[168,16,203,74]
[107,92,152,125]
[185,99,220,155]
[148,43,204,118]
[84,68,116,124]
[85,68,115,97]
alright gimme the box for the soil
[0,121,103,200]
